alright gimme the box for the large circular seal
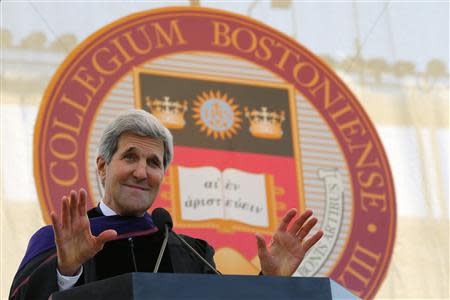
[34,7,396,299]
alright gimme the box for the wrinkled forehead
[116,132,164,156]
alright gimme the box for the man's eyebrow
[148,153,163,164]
[119,146,162,164]
[121,147,137,155]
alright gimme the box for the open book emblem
[168,166,278,234]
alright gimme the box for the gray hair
[98,109,173,169]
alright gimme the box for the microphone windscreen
[152,207,173,231]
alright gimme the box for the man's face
[97,132,165,216]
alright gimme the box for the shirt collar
[99,201,117,216]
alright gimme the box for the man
[10,109,323,299]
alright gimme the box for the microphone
[152,207,174,231]
[151,208,221,275]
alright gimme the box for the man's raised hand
[256,209,323,276]
[50,188,117,276]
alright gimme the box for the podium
[51,273,359,300]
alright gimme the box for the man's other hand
[256,209,323,276]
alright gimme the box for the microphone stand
[128,237,138,272]
[153,224,169,273]
[151,207,221,275]
[172,232,222,275]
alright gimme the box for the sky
[1,1,449,72]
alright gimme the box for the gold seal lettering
[121,26,153,55]
[309,77,347,110]
[361,190,387,212]
[72,66,105,95]
[92,47,122,75]
[292,60,320,88]
[49,161,79,187]
[255,36,275,61]
[152,19,187,48]
[337,242,382,296]
[49,132,78,160]
[231,27,258,53]
[357,170,385,189]
[211,21,231,47]
[273,42,299,71]
[51,115,83,136]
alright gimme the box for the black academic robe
[9,207,216,300]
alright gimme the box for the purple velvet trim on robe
[18,213,157,272]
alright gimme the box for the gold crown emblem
[244,106,285,139]
[146,96,188,129]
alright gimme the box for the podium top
[52,272,360,300]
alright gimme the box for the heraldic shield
[134,68,305,274]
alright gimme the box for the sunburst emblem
[192,90,242,140]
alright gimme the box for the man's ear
[96,156,106,185]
